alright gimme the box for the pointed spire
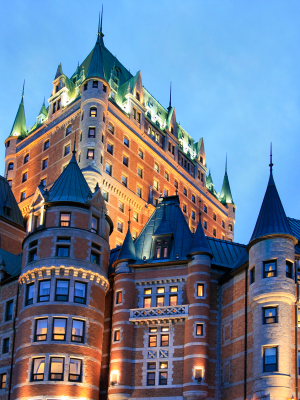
[9,83,27,138]
[86,14,106,81]
[38,98,48,118]
[55,63,64,80]
[249,148,295,245]
[117,206,136,262]
[168,82,172,109]
[96,6,105,46]
[220,154,234,205]
[188,197,212,258]
[153,203,173,237]
[206,169,213,186]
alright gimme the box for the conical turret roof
[153,206,173,237]
[86,22,106,81]
[206,170,213,186]
[117,223,136,262]
[9,86,26,138]
[55,63,64,79]
[220,156,234,205]
[47,151,91,204]
[188,216,213,258]
[249,167,294,244]
[38,99,48,118]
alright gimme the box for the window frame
[263,260,277,278]
[116,290,123,305]
[69,358,82,382]
[55,279,70,302]
[196,323,204,336]
[263,347,278,372]
[52,317,67,341]
[74,281,87,304]
[197,283,204,298]
[49,357,64,381]
[38,280,51,302]
[35,318,48,341]
[5,300,13,321]
[26,282,34,306]
[263,306,278,324]
[31,357,45,381]
[71,319,85,343]
[0,373,7,389]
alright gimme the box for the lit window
[264,347,277,372]
[114,329,120,342]
[52,318,67,340]
[169,294,177,306]
[55,280,69,301]
[72,319,84,342]
[1,373,7,388]
[90,107,97,117]
[49,357,64,380]
[87,149,94,159]
[116,291,122,304]
[154,162,159,172]
[149,335,157,347]
[161,335,169,346]
[60,212,70,227]
[22,171,28,182]
[143,297,152,308]
[74,282,86,304]
[66,125,72,136]
[156,296,164,307]
[137,186,142,198]
[26,283,34,305]
[123,155,129,167]
[195,368,203,381]
[263,307,277,324]
[197,283,204,297]
[121,175,127,187]
[196,323,204,336]
[38,280,50,302]
[264,260,276,278]
[69,359,82,382]
[24,154,29,164]
[35,318,47,341]
[42,158,48,170]
[20,191,26,202]
[32,358,45,381]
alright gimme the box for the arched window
[66,125,72,136]
[8,162,14,171]
[90,107,97,117]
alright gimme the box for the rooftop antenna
[269,142,273,172]
[73,131,77,154]
[128,205,131,227]
[225,153,227,175]
[100,4,103,33]
[198,196,202,220]
[169,82,172,109]
[175,188,178,195]
[22,80,25,101]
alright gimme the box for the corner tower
[13,150,113,400]
[78,16,110,188]
[247,152,297,400]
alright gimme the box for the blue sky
[0,0,299,245]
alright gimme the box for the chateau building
[4,22,236,248]
[1,17,300,400]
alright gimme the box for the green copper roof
[188,217,213,258]
[46,151,92,204]
[86,28,107,81]
[206,170,213,186]
[55,63,64,79]
[0,175,24,227]
[153,207,173,237]
[117,223,136,263]
[38,100,48,118]
[220,157,234,205]
[9,91,27,138]
[117,71,140,104]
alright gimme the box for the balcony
[129,305,189,324]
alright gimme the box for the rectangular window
[91,215,99,233]
[44,140,49,150]
[123,155,128,167]
[72,319,84,342]
[137,186,142,198]
[203,220,207,230]
[204,204,207,213]
[103,84,107,92]
[196,323,204,336]
[20,191,26,202]
[121,174,127,187]
[138,149,143,159]
[92,80,98,88]
[213,213,217,221]
[114,329,120,342]
[90,107,97,117]
[6,300,13,321]
[2,338,9,354]
[60,212,70,227]
[102,190,108,202]
[38,280,50,302]
[107,142,113,154]
[69,358,82,382]
[22,171,28,182]
[165,171,169,181]
[264,260,277,278]
[161,334,169,347]
[0,373,6,389]
[191,210,196,220]
[157,287,165,294]
[286,261,293,279]
[32,358,45,381]
[197,283,204,297]
[87,149,94,159]
[159,371,167,385]
[137,111,141,123]
[64,144,70,156]
[28,247,37,262]
[133,211,139,222]
[250,267,255,284]
[147,372,155,386]
[147,362,156,369]
[263,307,277,324]
[183,204,187,213]
[118,201,124,212]
[49,357,64,380]
[144,297,152,308]
[213,228,217,237]
[91,251,100,265]
[133,108,137,119]
[55,280,69,301]
[117,220,123,233]
[154,162,159,172]
[52,318,67,341]
[88,127,96,138]
[42,158,48,170]
[144,288,152,295]
[74,282,87,304]
[138,167,143,178]
[154,179,158,190]
[124,136,129,147]
[84,83,88,91]
[264,347,277,372]
[156,296,164,307]
[108,122,114,134]
[116,291,122,304]
[169,295,177,306]
[105,162,112,175]
[56,245,70,257]
[35,318,47,341]
[26,283,34,305]
[149,335,157,347]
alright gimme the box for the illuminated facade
[1,17,300,400]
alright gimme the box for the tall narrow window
[26,283,34,305]
[72,319,84,342]
[35,319,48,341]
[90,107,97,117]
[196,323,204,336]
[264,260,277,278]
[286,261,293,279]
[0,373,7,388]
[137,186,142,198]
[32,358,45,381]
[92,80,98,88]
[2,338,9,354]
[66,125,72,136]
[8,162,14,171]
[169,294,177,306]
[114,329,120,342]
[38,280,50,302]
[69,359,82,382]
[123,155,129,166]
[121,175,127,187]
[149,335,157,347]
[55,280,69,301]
[52,318,67,340]
[264,347,277,372]
[74,282,86,304]
[116,291,122,304]
[88,127,96,138]
[108,122,114,134]
[20,191,26,202]
[6,300,13,321]
[263,307,277,324]
[250,267,255,284]
[60,212,70,227]
[91,215,99,233]
[24,154,29,164]
[49,357,64,380]
[197,283,204,297]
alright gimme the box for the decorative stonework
[130,305,189,324]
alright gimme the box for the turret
[220,155,235,240]
[14,149,113,400]
[4,83,26,184]
[78,15,110,189]
[36,98,48,126]
[247,150,297,400]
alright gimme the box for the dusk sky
[0,0,299,245]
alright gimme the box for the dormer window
[93,81,98,88]
[136,91,140,101]
[155,239,169,259]
[56,84,59,93]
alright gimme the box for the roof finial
[73,131,77,154]
[100,5,103,33]
[198,196,202,219]
[22,80,25,101]
[175,187,178,196]
[225,153,227,175]
[269,142,273,172]
[128,206,131,226]
[169,82,172,109]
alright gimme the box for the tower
[78,15,110,189]
[220,155,235,241]
[247,153,297,399]
[13,150,113,400]
[183,208,213,400]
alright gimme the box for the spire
[220,155,234,205]
[249,147,295,245]
[153,203,173,237]
[206,169,213,186]
[96,6,105,46]
[117,207,136,262]
[55,63,64,79]
[168,82,172,110]
[86,13,106,81]
[38,98,48,118]
[9,83,27,138]
[46,148,91,204]
[188,197,212,258]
